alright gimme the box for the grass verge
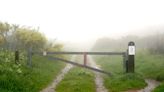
[0,55,65,92]
[94,56,146,92]
[153,82,164,92]
[136,52,164,92]
[56,67,96,92]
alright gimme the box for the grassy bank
[56,67,95,92]
[153,83,164,92]
[0,54,65,92]
[136,52,164,92]
[94,56,146,92]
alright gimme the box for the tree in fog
[15,27,47,50]
[0,22,47,51]
[0,22,10,46]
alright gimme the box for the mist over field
[1,0,164,45]
[62,27,164,53]
[0,0,164,92]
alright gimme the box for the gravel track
[88,56,109,92]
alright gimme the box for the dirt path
[40,56,75,92]
[127,79,160,92]
[88,56,109,92]
[137,79,160,92]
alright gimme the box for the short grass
[104,73,146,92]
[0,55,65,92]
[94,56,146,92]
[56,67,96,92]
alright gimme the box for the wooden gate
[25,41,135,76]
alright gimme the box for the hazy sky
[0,0,164,43]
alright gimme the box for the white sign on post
[128,46,135,55]
[43,51,47,56]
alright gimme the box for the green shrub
[0,50,65,92]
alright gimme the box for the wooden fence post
[15,50,19,64]
[123,52,128,73]
[27,48,32,67]
[84,52,87,66]
[127,41,135,73]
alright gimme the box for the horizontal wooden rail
[47,56,112,76]
[34,51,125,55]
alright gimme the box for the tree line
[0,21,62,51]
[92,33,164,54]
[0,21,64,92]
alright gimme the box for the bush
[0,49,65,92]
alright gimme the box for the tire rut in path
[88,56,109,92]
[40,56,76,92]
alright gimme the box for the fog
[0,0,164,51]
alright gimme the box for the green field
[0,54,65,92]
[136,52,164,81]
[94,51,164,92]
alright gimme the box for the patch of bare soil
[88,56,109,92]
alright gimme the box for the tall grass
[0,50,65,92]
